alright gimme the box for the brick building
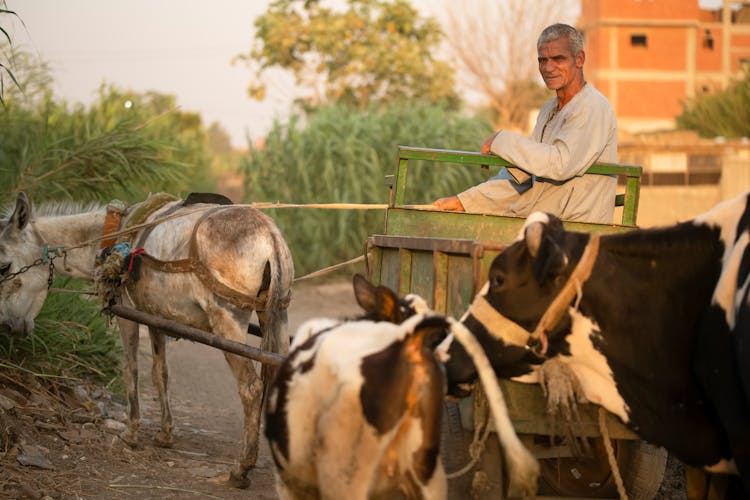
[579,0,750,133]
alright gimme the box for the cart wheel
[441,401,474,498]
[537,436,667,499]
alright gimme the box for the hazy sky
[7,0,725,148]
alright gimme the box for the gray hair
[537,23,584,57]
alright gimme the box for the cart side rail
[391,145,643,226]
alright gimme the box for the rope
[293,254,367,282]
[599,406,628,500]
[64,202,400,252]
[446,409,492,479]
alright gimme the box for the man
[433,23,617,224]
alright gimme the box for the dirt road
[0,280,361,500]
[1,279,687,499]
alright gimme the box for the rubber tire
[624,440,669,500]
[441,400,474,498]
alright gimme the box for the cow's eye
[0,262,10,276]
[490,273,504,290]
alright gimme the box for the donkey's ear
[11,192,32,231]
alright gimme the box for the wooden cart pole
[109,304,284,367]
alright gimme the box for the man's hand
[432,196,465,212]
[481,131,501,154]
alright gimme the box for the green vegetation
[243,103,493,276]
[0,278,122,389]
[677,70,750,139]
[238,0,457,110]
[0,1,497,387]
[0,46,230,389]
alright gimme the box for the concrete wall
[631,152,750,228]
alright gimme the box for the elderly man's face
[537,36,584,92]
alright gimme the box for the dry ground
[0,279,688,499]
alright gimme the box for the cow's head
[0,192,50,337]
[443,212,590,398]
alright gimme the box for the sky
[6,0,726,149]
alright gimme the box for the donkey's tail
[259,226,294,403]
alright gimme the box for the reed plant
[242,103,494,276]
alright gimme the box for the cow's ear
[10,191,31,231]
[533,236,567,285]
[353,273,399,321]
[353,274,378,312]
[411,316,450,350]
[524,224,566,286]
[525,221,545,258]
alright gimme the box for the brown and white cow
[264,276,450,499]
[442,191,750,494]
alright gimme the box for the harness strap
[465,234,601,355]
[529,234,601,355]
[134,206,292,312]
[100,200,127,249]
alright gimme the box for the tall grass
[242,103,494,275]
[0,277,121,389]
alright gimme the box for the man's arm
[489,91,616,181]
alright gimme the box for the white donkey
[0,191,294,488]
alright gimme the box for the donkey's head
[0,192,50,337]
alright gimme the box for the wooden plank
[447,255,474,319]
[378,248,400,290]
[410,251,436,308]
[109,305,284,366]
[398,248,413,297]
[370,234,480,254]
[500,380,636,440]
[383,209,634,241]
[432,251,449,314]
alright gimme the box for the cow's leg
[149,327,173,448]
[694,314,750,492]
[209,306,262,489]
[417,461,447,500]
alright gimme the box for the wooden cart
[366,146,668,499]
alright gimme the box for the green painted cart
[366,146,668,499]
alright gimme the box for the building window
[703,29,714,50]
[630,34,648,47]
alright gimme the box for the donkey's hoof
[118,430,141,449]
[153,431,174,448]
[226,471,251,489]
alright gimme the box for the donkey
[0,191,294,488]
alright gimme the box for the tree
[677,69,750,138]
[236,0,458,110]
[0,45,230,205]
[438,0,577,132]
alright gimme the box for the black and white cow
[443,191,750,493]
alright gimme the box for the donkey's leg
[117,318,141,448]
[224,351,263,488]
[149,327,173,448]
[209,307,263,489]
